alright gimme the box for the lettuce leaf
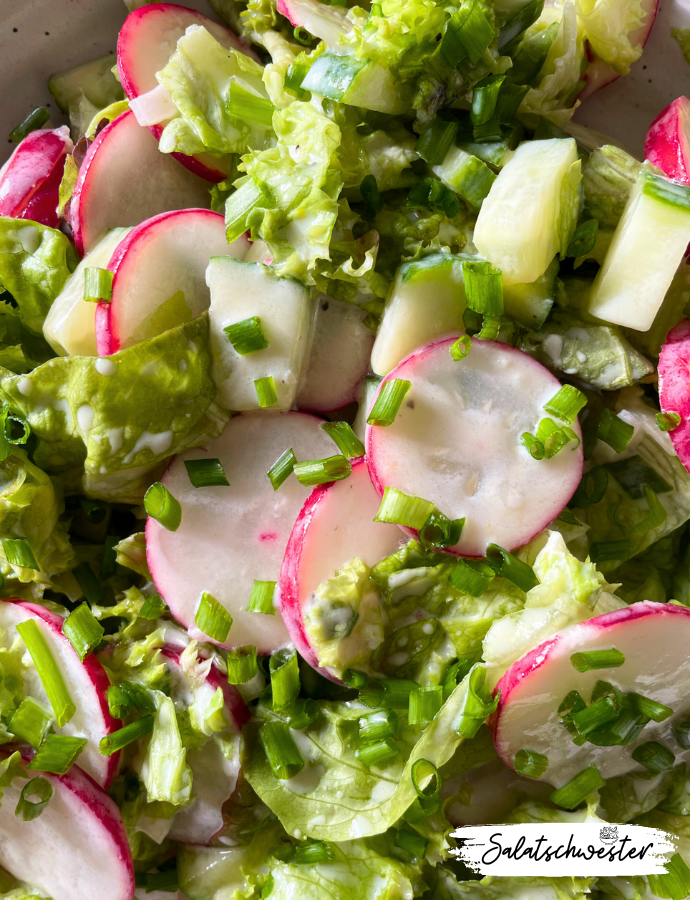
[582,145,644,230]
[138,691,193,807]
[428,869,595,900]
[576,0,646,74]
[600,768,677,823]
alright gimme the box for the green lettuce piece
[582,144,644,230]
[625,262,690,361]
[139,691,192,807]
[242,670,483,842]
[672,27,690,66]
[0,316,227,502]
[115,533,151,580]
[157,25,275,159]
[519,311,654,390]
[0,752,26,804]
[429,869,595,900]
[506,796,604,825]
[577,0,646,74]
[0,219,78,335]
[610,526,685,605]
[600,768,677,823]
[0,302,54,375]
[439,578,526,660]
[0,638,26,732]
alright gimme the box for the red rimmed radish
[70,110,211,255]
[0,600,120,789]
[118,2,256,182]
[0,753,134,900]
[95,209,249,355]
[147,412,335,652]
[365,337,583,557]
[658,318,690,473]
[0,127,72,228]
[276,0,351,49]
[278,458,402,680]
[295,296,375,413]
[491,601,690,788]
[645,96,690,183]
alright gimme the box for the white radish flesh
[43,227,131,357]
[296,295,374,413]
[278,458,402,678]
[491,602,690,787]
[96,209,248,355]
[70,110,211,255]
[146,412,335,652]
[207,257,315,412]
[0,127,72,228]
[0,755,134,900]
[0,600,120,788]
[366,337,583,557]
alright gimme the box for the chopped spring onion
[15,777,52,821]
[521,432,545,460]
[486,544,538,592]
[656,411,681,433]
[83,267,113,304]
[449,558,496,596]
[27,734,87,775]
[415,113,459,166]
[631,740,675,773]
[411,758,440,798]
[571,697,619,735]
[360,173,384,219]
[649,854,690,900]
[566,219,599,258]
[321,421,365,458]
[100,534,119,579]
[394,828,428,859]
[283,697,319,731]
[9,107,50,143]
[259,721,305,779]
[226,645,258,684]
[294,841,335,865]
[597,409,634,453]
[608,709,648,747]
[543,385,587,425]
[99,715,155,756]
[495,82,529,123]
[514,748,548,778]
[254,376,278,408]
[674,715,690,749]
[224,316,269,356]
[344,668,369,690]
[293,455,352,486]
[355,737,400,767]
[62,602,104,661]
[228,82,275,126]
[16,619,75,727]
[140,593,166,620]
[268,448,297,491]
[418,510,464,550]
[441,2,494,66]
[570,648,625,673]
[454,665,499,738]
[589,539,631,563]
[144,482,182,532]
[629,692,673,723]
[404,792,442,823]
[367,379,411,427]
[7,698,52,749]
[359,709,398,744]
[225,176,274,243]
[471,74,505,126]
[3,538,38,570]
[572,466,609,507]
[195,592,232,642]
[462,260,503,315]
[293,24,312,44]
[607,456,672,499]
[473,116,502,143]
[550,765,605,809]
[120,682,155,714]
[72,561,106,606]
[359,678,417,709]
[630,484,667,534]
[270,647,300,710]
[184,458,229,488]
[374,487,436,531]
[535,417,573,458]
[106,684,132,720]
[478,314,501,340]
[247,580,276,615]
[450,335,472,361]
[284,62,310,98]
[409,686,443,725]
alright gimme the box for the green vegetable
[139,691,192,806]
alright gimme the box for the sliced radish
[95,209,248,355]
[70,110,212,255]
[645,96,690,183]
[657,318,690,473]
[0,127,72,228]
[244,239,272,265]
[43,227,131,357]
[0,753,134,900]
[117,2,256,182]
[276,0,351,49]
[366,337,583,557]
[278,458,402,679]
[0,600,120,788]
[147,412,335,652]
[491,602,690,788]
[296,296,374,413]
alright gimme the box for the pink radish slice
[0,127,72,228]
[147,412,335,652]
[117,2,257,182]
[70,110,211,255]
[0,600,120,789]
[276,0,351,49]
[491,602,690,788]
[365,337,583,558]
[657,318,690,473]
[295,296,375,413]
[95,208,249,355]
[0,753,134,900]
[645,96,690,183]
[278,458,402,679]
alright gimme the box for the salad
[2,0,690,897]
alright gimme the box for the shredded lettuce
[138,691,193,807]
[576,0,646,74]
